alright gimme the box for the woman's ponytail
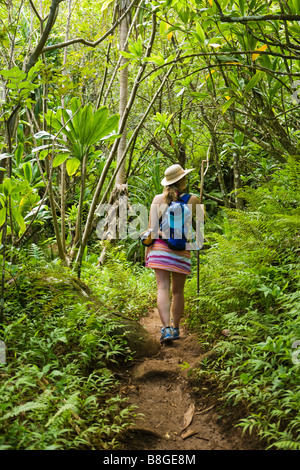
[163,183,180,205]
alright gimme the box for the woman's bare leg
[154,269,171,327]
[171,272,187,328]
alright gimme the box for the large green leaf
[61,108,79,142]
[78,103,93,147]
[291,0,300,14]
[42,99,119,161]
[66,157,80,176]
[0,207,6,226]
[245,72,263,93]
[97,115,120,141]
[238,0,245,16]
[43,111,63,134]
[69,97,82,134]
[11,207,26,232]
[86,106,109,146]
[52,153,69,168]
[22,162,32,183]
[3,178,13,196]
[222,97,235,114]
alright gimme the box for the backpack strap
[179,193,192,204]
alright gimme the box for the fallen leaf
[182,403,195,431]
[196,404,215,415]
[181,429,198,440]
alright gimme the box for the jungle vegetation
[0,0,300,450]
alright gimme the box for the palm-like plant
[39,97,119,264]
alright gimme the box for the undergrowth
[185,158,300,450]
[0,251,155,450]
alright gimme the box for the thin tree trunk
[210,135,230,208]
[74,14,158,270]
[97,2,118,108]
[45,152,67,264]
[116,1,130,186]
[102,0,143,105]
[60,0,72,254]
[199,108,230,208]
[232,151,244,210]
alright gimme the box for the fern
[27,243,45,262]
[0,400,47,421]
[45,395,79,429]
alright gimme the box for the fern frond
[45,393,79,429]
[27,243,45,262]
[0,401,47,421]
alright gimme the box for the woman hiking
[145,164,201,343]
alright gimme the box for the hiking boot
[171,327,180,340]
[160,327,173,342]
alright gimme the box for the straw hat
[161,164,194,186]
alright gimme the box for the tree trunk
[116,3,130,187]
[232,151,244,210]
[74,14,158,271]
[60,0,73,255]
[210,137,230,208]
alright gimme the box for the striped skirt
[145,239,191,275]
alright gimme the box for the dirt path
[119,308,263,451]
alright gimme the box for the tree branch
[213,0,300,23]
[41,0,136,54]
[28,0,48,23]
[26,0,64,72]
[219,14,300,23]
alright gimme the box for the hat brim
[161,168,194,186]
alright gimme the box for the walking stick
[197,156,209,311]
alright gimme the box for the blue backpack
[160,193,192,251]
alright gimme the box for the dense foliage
[0,249,156,449]
[185,158,300,449]
[1,0,300,451]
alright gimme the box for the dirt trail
[119,308,263,451]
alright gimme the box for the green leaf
[15,143,24,165]
[0,153,12,161]
[234,130,244,146]
[34,130,55,140]
[146,54,165,66]
[11,207,26,232]
[78,103,93,148]
[97,115,119,141]
[240,373,253,385]
[3,178,13,196]
[52,153,69,168]
[128,36,143,57]
[227,71,240,88]
[0,207,6,226]
[66,157,80,176]
[10,181,28,195]
[291,0,300,14]
[87,106,109,145]
[22,162,32,183]
[120,51,135,59]
[222,97,235,114]
[99,131,122,142]
[177,8,190,23]
[195,22,205,43]
[69,97,82,134]
[0,66,26,80]
[238,0,245,16]
[245,72,263,93]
